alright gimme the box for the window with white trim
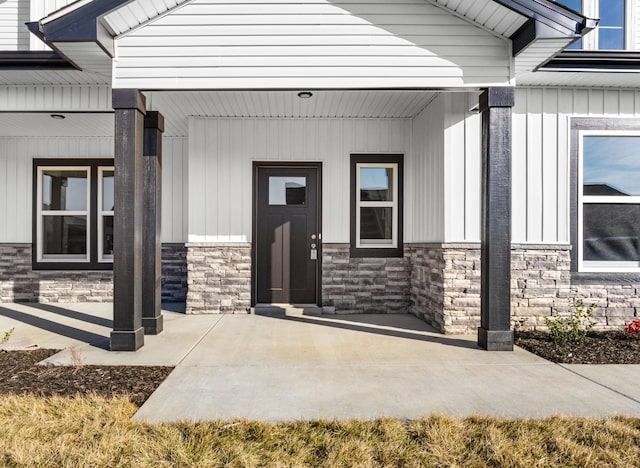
[556,0,629,50]
[33,159,114,270]
[578,132,640,272]
[350,154,403,258]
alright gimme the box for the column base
[478,328,513,351]
[110,328,145,351]
[142,314,164,335]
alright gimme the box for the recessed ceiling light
[50,114,66,120]
[297,91,313,99]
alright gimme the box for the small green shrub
[1,327,14,344]
[544,299,597,343]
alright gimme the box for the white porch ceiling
[147,90,439,136]
[0,112,113,137]
[0,91,440,138]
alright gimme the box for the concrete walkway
[2,303,640,422]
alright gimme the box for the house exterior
[1,0,639,351]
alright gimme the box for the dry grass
[2,395,640,467]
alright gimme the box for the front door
[254,164,321,304]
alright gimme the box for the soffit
[146,90,438,136]
[0,69,109,85]
[432,0,527,38]
[517,70,640,88]
[0,112,113,137]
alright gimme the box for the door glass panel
[103,215,114,257]
[360,167,393,201]
[583,136,640,196]
[102,170,115,211]
[42,215,87,257]
[360,207,393,241]
[42,170,87,211]
[583,203,640,261]
[269,177,306,205]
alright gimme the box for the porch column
[111,89,146,351]
[478,87,514,351]
[142,111,164,334]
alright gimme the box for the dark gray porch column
[478,87,514,351]
[111,89,146,351]
[142,111,164,334]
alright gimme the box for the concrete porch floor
[2,302,640,422]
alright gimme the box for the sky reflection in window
[583,136,640,196]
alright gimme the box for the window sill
[32,262,113,271]
[349,246,404,258]
[570,271,640,285]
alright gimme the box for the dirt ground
[0,349,173,407]
[515,330,640,364]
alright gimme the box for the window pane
[42,170,87,211]
[360,167,393,201]
[555,0,581,12]
[583,136,640,196]
[103,216,114,257]
[598,28,625,50]
[360,207,393,240]
[567,38,582,50]
[42,215,87,257]
[269,177,306,205]
[583,204,640,262]
[599,0,624,27]
[102,170,114,212]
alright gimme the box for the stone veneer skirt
[2,242,638,334]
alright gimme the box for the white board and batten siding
[188,117,416,243]
[114,0,512,90]
[512,88,640,245]
[0,136,188,243]
[409,92,481,243]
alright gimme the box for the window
[33,159,114,270]
[350,154,403,257]
[556,0,627,50]
[575,127,640,272]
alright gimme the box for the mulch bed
[0,349,173,407]
[515,330,640,364]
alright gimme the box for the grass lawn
[2,395,640,466]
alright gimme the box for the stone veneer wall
[410,244,481,333]
[511,245,640,330]
[0,243,188,303]
[0,244,113,302]
[161,243,188,303]
[410,243,640,333]
[185,243,251,314]
[321,244,411,313]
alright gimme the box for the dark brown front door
[254,164,321,304]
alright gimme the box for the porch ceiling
[0,112,113,137]
[146,90,439,137]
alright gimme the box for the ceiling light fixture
[50,114,66,120]
[297,91,313,99]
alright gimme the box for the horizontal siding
[0,0,30,51]
[513,88,640,245]
[115,0,511,89]
[410,95,444,242]
[188,117,412,243]
[0,136,187,243]
[635,0,640,50]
